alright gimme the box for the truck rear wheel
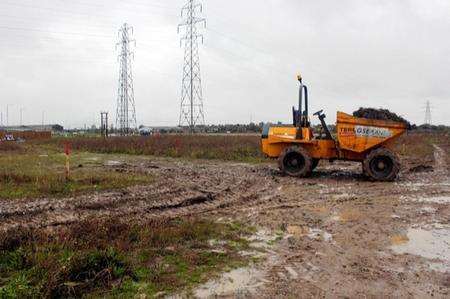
[278,146,313,177]
[363,148,400,181]
[312,159,320,171]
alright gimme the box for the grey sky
[0,0,449,128]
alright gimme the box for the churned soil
[0,139,449,298]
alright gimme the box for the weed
[48,135,266,163]
[0,150,152,200]
[0,142,23,153]
[0,218,253,298]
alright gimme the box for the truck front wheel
[278,146,313,177]
[363,148,400,181]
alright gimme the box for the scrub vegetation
[51,135,266,163]
[0,218,254,298]
[0,142,152,200]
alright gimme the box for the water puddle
[308,228,333,242]
[193,229,279,298]
[286,225,333,242]
[104,160,123,166]
[417,196,450,204]
[247,229,279,249]
[332,193,353,199]
[391,225,450,272]
[194,267,265,298]
[420,206,437,214]
[84,157,99,161]
[401,195,450,204]
[330,208,362,223]
[399,182,450,189]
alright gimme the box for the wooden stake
[64,142,71,181]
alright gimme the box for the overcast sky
[0,0,449,128]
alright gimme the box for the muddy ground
[0,143,449,298]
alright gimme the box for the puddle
[85,157,100,161]
[401,182,450,190]
[420,206,437,214]
[308,228,333,242]
[194,229,279,298]
[332,193,353,200]
[104,160,123,166]
[391,234,409,246]
[331,208,362,222]
[391,225,450,272]
[286,225,333,242]
[194,267,265,298]
[247,229,279,249]
[406,196,450,204]
[429,262,450,273]
[287,225,309,236]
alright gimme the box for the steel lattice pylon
[116,23,137,135]
[425,100,432,126]
[178,0,206,132]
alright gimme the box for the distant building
[0,124,64,133]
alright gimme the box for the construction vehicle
[261,75,407,181]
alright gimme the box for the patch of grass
[0,142,24,153]
[0,149,152,200]
[0,218,253,298]
[394,132,450,172]
[45,135,267,163]
[394,132,438,165]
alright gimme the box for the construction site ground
[0,136,449,298]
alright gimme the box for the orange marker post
[64,142,71,181]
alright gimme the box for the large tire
[278,146,313,177]
[312,159,320,171]
[363,148,400,181]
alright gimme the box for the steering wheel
[313,110,324,117]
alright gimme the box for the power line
[0,25,114,38]
[62,0,178,12]
[0,1,179,20]
[0,13,115,29]
[178,0,206,132]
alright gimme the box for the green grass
[0,143,152,200]
[0,218,255,298]
[41,135,267,163]
[394,132,439,161]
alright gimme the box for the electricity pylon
[116,23,137,135]
[178,0,206,132]
[424,100,432,126]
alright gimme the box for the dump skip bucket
[336,112,407,153]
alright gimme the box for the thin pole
[190,0,194,133]
[20,108,24,126]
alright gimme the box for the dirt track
[0,145,449,297]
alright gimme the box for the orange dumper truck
[261,75,407,181]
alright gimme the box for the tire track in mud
[1,146,448,233]
[0,162,278,232]
[433,144,449,183]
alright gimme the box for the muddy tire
[363,148,400,181]
[361,162,368,177]
[278,146,313,177]
[312,159,320,171]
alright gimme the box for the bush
[58,135,265,162]
[0,218,252,298]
